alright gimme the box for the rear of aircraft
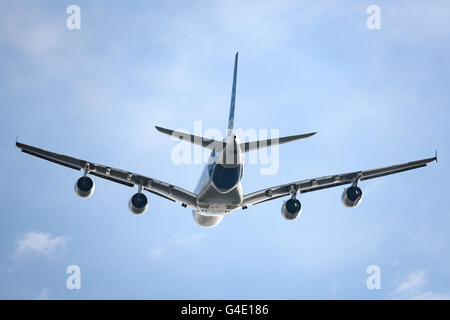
[156,52,316,228]
[193,52,240,227]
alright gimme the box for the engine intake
[341,186,363,207]
[74,176,95,198]
[129,193,148,214]
[281,198,302,220]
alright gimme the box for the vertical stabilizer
[227,52,238,136]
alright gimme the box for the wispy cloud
[14,231,68,258]
[148,232,207,260]
[148,246,168,260]
[393,270,427,295]
[174,232,207,246]
[391,270,450,300]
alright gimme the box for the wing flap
[89,171,134,187]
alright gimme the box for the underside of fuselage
[193,180,243,227]
[193,211,225,228]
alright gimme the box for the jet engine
[74,176,95,198]
[341,186,363,207]
[129,192,148,214]
[281,198,302,220]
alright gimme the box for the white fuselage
[192,134,244,227]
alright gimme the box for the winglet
[435,150,438,163]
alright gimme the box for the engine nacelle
[129,193,148,214]
[341,186,363,207]
[74,176,95,198]
[281,198,302,220]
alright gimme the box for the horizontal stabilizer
[240,132,317,153]
[155,126,224,150]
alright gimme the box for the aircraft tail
[157,52,317,152]
[227,52,238,137]
[225,51,317,152]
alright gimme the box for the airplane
[16,52,437,228]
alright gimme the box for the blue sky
[0,0,449,299]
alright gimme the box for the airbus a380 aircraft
[16,53,437,227]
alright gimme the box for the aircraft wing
[16,142,198,209]
[242,155,437,207]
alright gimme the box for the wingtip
[435,150,438,163]
[155,125,173,136]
